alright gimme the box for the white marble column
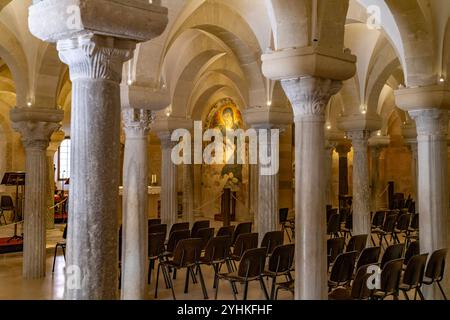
[407,142,419,208]
[46,130,65,229]
[282,77,342,300]
[347,130,371,236]
[335,143,352,198]
[249,164,258,227]
[159,132,178,231]
[11,108,63,279]
[324,142,335,206]
[121,108,153,300]
[411,109,449,299]
[182,149,194,223]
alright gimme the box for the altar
[118,186,161,220]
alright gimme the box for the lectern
[1,172,25,241]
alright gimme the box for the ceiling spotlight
[439,76,445,83]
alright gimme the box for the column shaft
[182,163,194,223]
[160,133,178,231]
[324,144,335,206]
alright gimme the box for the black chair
[371,259,404,300]
[371,211,386,231]
[217,225,235,237]
[327,213,341,238]
[404,240,420,269]
[329,265,372,300]
[0,195,14,224]
[346,234,368,255]
[328,251,359,292]
[169,222,190,236]
[197,228,215,250]
[156,238,208,300]
[405,214,419,247]
[147,232,166,284]
[199,236,233,289]
[393,213,411,244]
[191,220,210,238]
[279,208,294,242]
[380,243,404,269]
[356,246,381,271]
[149,224,167,239]
[262,244,294,299]
[327,237,345,269]
[274,280,294,299]
[216,247,269,300]
[164,229,191,258]
[52,225,67,273]
[423,248,448,300]
[148,219,162,227]
[341,214,353,240]
[326,208,338,224]
[260,231,284,256]
[230,233,259,264]
[372,214,397,248]
[231,222,253,246]
[399,253,429,300]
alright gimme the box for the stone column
[347,130,371,236]
[402,122,419,209]
[28,0,167,299]
[46,130,65,229]
[182,143,194,223]
[282,77,342,300]
[10,108,63,279]
[411,109,449,298]
[370,147,382,212]
[249,164,258,227]
[159,132,178,231]
[121,108,153,300]
[335,143,351,198]
[324,142,335,206]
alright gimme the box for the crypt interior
[0,0,449,300]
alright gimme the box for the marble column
[249,164,258,227]
[121,108,153,300]
[347,131,371,236]
[182,148,194,223]
[335,143,351,198]
[159,132,178,231]
[10,108,63,279]
[407,142,419,208]
[324,142,335,206]
[411,109,449,299]
[282,77,342,300]
[46,130,65,229]
[28,0,167,299]
[369,146,382,212]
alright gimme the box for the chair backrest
[410,214,419,230]
[402,253,429,287]
[233,233,258,258]
[279,208,289,224]
[148,219,161,227]
[197,228,215,249]
[260,231,284,255]
[166,229,191,253]
[232,222,253,245]
[329,251,359,283]
[383,214,398,232]
[356,246,381,270]
[380,258,404,294]
[267,244,295,274]
[425,248,447,281]
[62,225,68,239]
[148,232,166,258]
[404,241,420,266]
[191,220,210,238]
[381,244,404,269]
[237,247,267,279]
[148,224,167,239]
[351,265,372,299]
[203,236,232,263]
[327,213,341,234]
[339,208,349,224]
[372,211,385,229]
[395,213,411,231]
[217,225,235,237]
[172,238,203,267]
[326,208,338,223]
[346,235,368,254]
[344,214,353,230]
[0,196,14,210]
[327,237,345,265]
[169,222,190,236]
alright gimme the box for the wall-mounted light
[326,123,331,130]
[360,104,367,115]
[377,131,381,136]
[439,76,445,83]
[27,101,32,107]
[127,79,133,85]
[266,100,272,107]
[165,105,172,117]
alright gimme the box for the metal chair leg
[243,281,249,300]
[184,267,190,294]
[438,281,448,300]
[197,265,209,300]
[260,276,269,300]
[52,245,58,273]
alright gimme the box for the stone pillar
[335,143,351,198]
[369,136,390,212]
[46,130,65,229]
[28,0,167,299]
[324,142,335,206]
[282,77,342,300]
[182,147,194,223]
[411,109,449,298]
[159,132,178,231]
[10,108,63,279]
[347,130,371,236]
[402,122,419,209]
[249,164,258,227]
[121,108,153,300]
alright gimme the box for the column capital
[157,131,178,150]
[121,84,170,112]
[337,113,382,133]
[11,108,63,150]
[47,130,66,155]
[347,130,371,152]
[242,106,292,129]
[122,108,154,138]
[394,85,450,113]
[368,135,390,149]
[409,109,449,138]
[335,141,352,156]
[281,77,342,118]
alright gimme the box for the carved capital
[57,34,136,82]
[158,131,177,150]
[122,108,154,138]
[347,130,371,152]
[410,109,449,138]
[281,77,342,118]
